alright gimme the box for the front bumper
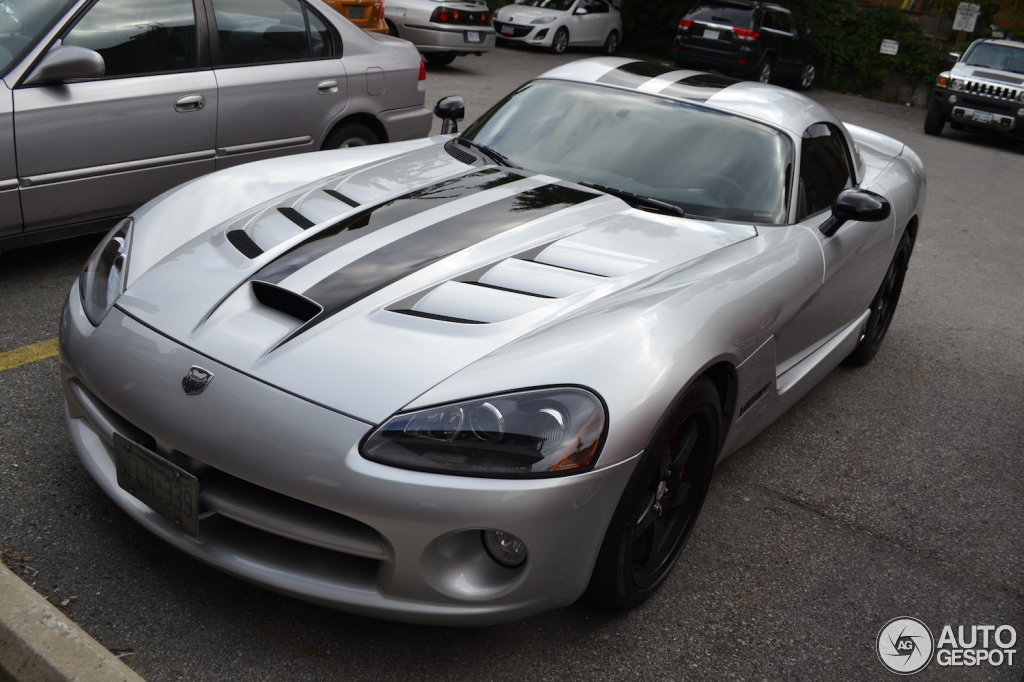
[398,23,495,53]
[492,21,553,48]
[59,284,637,625]
[932,89,1024,135]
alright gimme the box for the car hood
[117,141,756,423]
[495,6,566,22]
[950,61,1024,86]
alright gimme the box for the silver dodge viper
[60,58,926,625]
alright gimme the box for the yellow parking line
[0,339,59,372]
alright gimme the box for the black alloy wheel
[844,231,911,366]
[587,379,721,609]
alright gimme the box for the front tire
[587,378,721,609]
[844,231,911,366]
[924,101,946,136]
[550,27,569,55]
[321,122,379,150]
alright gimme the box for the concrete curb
[0,562,145,682]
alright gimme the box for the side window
[63,0,196,78]
[774,12,793,35]
[798,123,852,219]
[759,11,775,31]
[212,0,335,66]
[583,0,609,13]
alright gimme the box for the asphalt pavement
[0,46,1021,681]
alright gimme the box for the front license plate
[972,111,993,123]
[113,433,199,537]
[703,28,720,40]
[466,30,482,42]
[500,25,514,35]
[349,6,365,18]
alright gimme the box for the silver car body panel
[0,81,19,237]
[60,58,926,624]
[386,0,496,54]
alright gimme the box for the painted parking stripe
[0,339,59,372]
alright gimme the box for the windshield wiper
[579,181,686,218]
[456,139,522,169]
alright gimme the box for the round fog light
[948,94,958,104]
[1017,107,1024,117]
[482,530,527,567]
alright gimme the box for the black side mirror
[434,95,465,135]
[23,45,105,86]
[819,188,891,237]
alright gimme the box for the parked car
[493,0,622,55]
[0,0,430,253]
[925,38,1024,141]
[385,0,495,66]
[60,57,925,625]
[323,0,388,33]
[673,0,817,89]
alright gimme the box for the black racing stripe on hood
[297,183,599,330]
[659,73,740,101]
[253,168,522,285]
[596,61,677,88]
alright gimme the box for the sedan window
[464,80,792,224]
[62,0,196,77]
[211,0,335,66]
[1,0,75,76]
[581,0,609,13]
[515,0,575,11]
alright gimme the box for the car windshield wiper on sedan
[578,181,686,218]
[456,138,522,169]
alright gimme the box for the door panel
[0,83,21,238]
[14,71,218,230]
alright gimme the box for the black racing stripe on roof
[296,184,599,332]
[252,168,521,285]
[595,61,679,88]
[658,73,741,101]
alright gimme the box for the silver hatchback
[0,0,430,251]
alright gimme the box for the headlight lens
[80,218,132,326]
[362,387,606,477]
[531,16,557,24]
[936,75,948,87]
[950,78,964,91]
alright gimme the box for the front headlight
[950,78,965,91]
[531,16,557,24]
[80,218,132,326]
[361,387,606,477]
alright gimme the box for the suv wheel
[795,61,816,91]
[924,101,946,136]
[756,59,773,84]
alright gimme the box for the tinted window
[465,80,792,224]
[799,123,851,218]
[308,9,333,58]
[582,0,609,13]
[212,0,334,66]
[686,2,755,29]
[514,0,575,10]
[63,0,196,77]
[772,12,792,34]
[964,42,1024,74]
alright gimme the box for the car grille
[493,21,532,38]
[961,94,1016,114]
[68,378,389,567]
[962,80,1020,103]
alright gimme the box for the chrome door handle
[175,95,205,112]
[317,80,338,95]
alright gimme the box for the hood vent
[252,281,322,322]
[323,189,360,207]
[227,229,265,259]
[392,309,485,324]
[444,139,477,165]
[278,207,316,230]
[466,281,554,299]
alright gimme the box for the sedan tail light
[430,7,491,25]
[678,19,693,31]
[732,27,760,41]
[417,60,426,92]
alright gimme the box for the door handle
[175,95,205,112]
[318,80,339,95]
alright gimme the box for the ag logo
[877,617,934,674]
[181,366,214,395]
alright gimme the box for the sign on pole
[880,39,899,56]
[952,2,981,32]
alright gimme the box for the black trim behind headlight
[361,387,607,478]
[80,218,132,326]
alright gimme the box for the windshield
[963,42,1024,75]
[514,0,575,10]
[686,1,755,28]
[0,0,73,77]
[462,80,792,224]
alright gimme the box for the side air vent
[391,309,486,324]
[466,281,554,299]
[323,189,360,207]
[278,207,316,229]
[252,281,322,322]
[444,139,477,165]
[227,229,264,259]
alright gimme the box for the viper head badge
[182,366,214,395]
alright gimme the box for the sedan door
[570,0,610,45]
[206,0,349,170]
[0,82,20,238]
[13,0,217,233]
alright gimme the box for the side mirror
[574,7,588,14]
[819,188,890,238]
[434,95,465,135]
[948,51,961,63]
[23,45,105,86]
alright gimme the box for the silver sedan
[385,0,496,66]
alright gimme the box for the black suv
[673,1,817,90]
